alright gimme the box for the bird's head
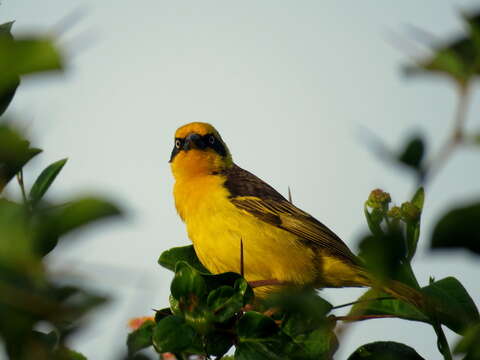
[170,122,233,179]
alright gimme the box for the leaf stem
[16,170,28,205]
[331,314,397,322]
[402,262,421,290]
[433,322,452,360]
[424,83,470,183]
[331,296,394,310]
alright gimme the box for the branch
[248,279,290,288]
[423,83,471,183]
[16,170,28,205]
[433,322,453,360]
[331,296,394,310]
[240,238,244,277]
[331,314,398,322]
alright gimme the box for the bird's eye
[175,139,181,149]
[209,135,215,144]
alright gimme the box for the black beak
[184,133,206,151]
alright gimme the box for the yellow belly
[174,175,318,295]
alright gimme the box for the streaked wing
[222,164,358,264]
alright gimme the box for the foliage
[0,22,122,359]
[127,8,480,360]
[130,252,338,359]
[1,5,479,360]
[347,341,425,360]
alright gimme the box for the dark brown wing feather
[222,164,359,264]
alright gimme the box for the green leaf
[50,285,108,328]
[127,320,155,355]
[431,202,480,255]
[207,286,238,321]
[51,346,87,360]
[0,77,19,116]
[29,158,67,206]
[235,312,286,360]
[158,245,209,273]
[202,272,246,294]
[235,342,285,360]
[4,37,63,75]
[152,315,198,354]
[171,261,207,301]
[364,204,384,236]
[349,289,429,323]
[357,230,408,283]
[266,290,332,337]
[0,125,42,192]
[30,330,59,350]
[0,199,39,269]
[237,312,279,339]
[52,197,121,234]
[272,291,336,358]
[168,295,182,317]
[204,331,233,357]
[422,277,479,334]
[170,261,214,334]
[0,22,18,115]
[411,187,425,210]
[154,307,173,323]
[347,341,425,360]
[403,29,479,85]
[405,188,424,261]
[32,197,122,256]
[454,322,480,359]
[207,278,252,323]
[0,26,63,111]
[294,326,338,359]
[398,136,425,172]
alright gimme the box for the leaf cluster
[358,188,480,359]
[128,246,338,359]
[0,22,122,359]
[137,180,479,359]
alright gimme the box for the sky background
[1,1,480,359]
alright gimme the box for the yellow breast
[173,174,318,296]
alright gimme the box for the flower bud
[367,189,391,209]
[387,206,402,219]
[400,201,421,222]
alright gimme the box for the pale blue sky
[1,1,479,359]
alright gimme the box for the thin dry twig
[240,238,244,277]
[423,84,471,183]
[331,314,398,322]
[331,296,394,310]
[16,170,28,205]
[248,279,290,288]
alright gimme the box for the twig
[331,314,397,322]
[248,279,290,288]
[240,238,244,277]
[50,6,88,37]
[16,170,28,205]
[433,322,453,360]
[423,83,471,183]
[331,296,394,310]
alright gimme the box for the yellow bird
[170,122,422,304]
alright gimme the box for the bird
[169,122,423,306]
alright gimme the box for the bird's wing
[222,164,358,264]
